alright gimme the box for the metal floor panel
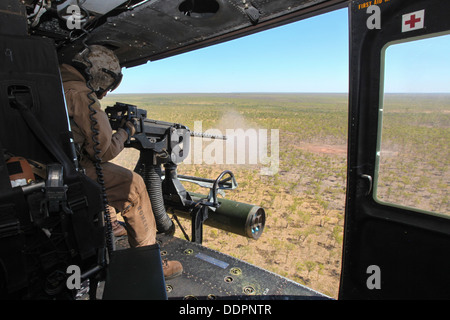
[153,235,330,300]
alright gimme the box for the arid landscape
[105,92,449,299]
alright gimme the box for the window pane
[375,34,450,216]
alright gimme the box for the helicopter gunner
[60,45,183,279]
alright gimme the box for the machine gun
[105,102,265,243]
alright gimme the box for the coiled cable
[78,3,114,258]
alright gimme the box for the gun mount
[105,102,266,243]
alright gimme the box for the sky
[113,7,449,94]
[384,34,450,93]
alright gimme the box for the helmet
[72,45,123,96]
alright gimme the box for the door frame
[339,0,450,299]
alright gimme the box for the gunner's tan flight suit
[60,63,157,247]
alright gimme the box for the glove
[124,120,136,137]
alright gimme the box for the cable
[77,2,114,259]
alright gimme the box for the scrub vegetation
[105,92,449,299]
[377,93,450,215]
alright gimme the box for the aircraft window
[375,34,450,217]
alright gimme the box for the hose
[137,161,174,235]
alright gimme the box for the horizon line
[110,91,348,95]
[109,91,449,95]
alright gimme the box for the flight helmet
[72,45,123,97]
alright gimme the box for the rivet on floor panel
[230,267,242,275]
[243,286,256,295]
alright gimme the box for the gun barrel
[190,131,227,140]
[166,192,265,240]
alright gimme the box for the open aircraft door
[339,0,450,299]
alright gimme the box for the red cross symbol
[405,14,421,28]
[402,10,425,32]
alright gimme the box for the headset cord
[79,7,114,260]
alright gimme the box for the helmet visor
[101,68,123,93]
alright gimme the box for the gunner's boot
[162,259,183,279]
